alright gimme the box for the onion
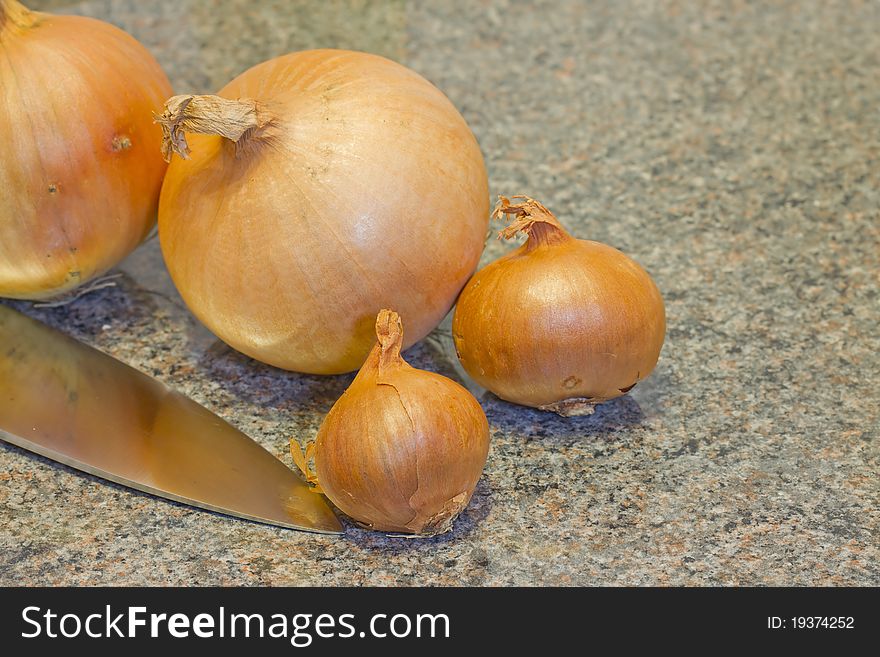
[293,309,489,536]
[452,196,666,416]
[0,0,172,299]
[155,49,489,374]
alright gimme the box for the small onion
[452,196,666,416]
[156,49,489,374]
[293,309,489,536]
[0,0,172,299]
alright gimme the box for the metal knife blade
[0,305,342,534]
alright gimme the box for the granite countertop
[2,0,877,586]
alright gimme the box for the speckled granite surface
[2,0,877,586]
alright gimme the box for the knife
[0,304,342,534]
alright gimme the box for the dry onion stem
[0,0,172,300]
[155,94,273,161]
[452,196,666,416]
[292,309,489,536]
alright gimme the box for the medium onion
[453,196,665,416]
[156,49,489,374]
[0,0,172,299]
[293,309,489,536]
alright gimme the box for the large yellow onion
[0,0,172,299]
[453,196,666,416]
[156,49,489,374]
[294,309,489,536]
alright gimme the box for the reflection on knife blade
[0,304,342,534]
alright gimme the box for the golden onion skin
[0,1,172,299]
[452,197,665,416]
[157,50,489,374]
[313,310,489,535]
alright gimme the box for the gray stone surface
[1,0,877,585]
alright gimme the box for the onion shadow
[481,391,647,446]
[0,271,168,347]
[190,337,355,415]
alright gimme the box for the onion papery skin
[0,0,172,299]
[313,310,489,536]
[452,197,665,416]
[157,49,489,375]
